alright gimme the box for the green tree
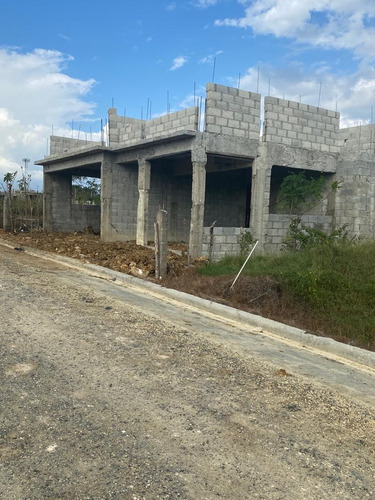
[277,172,344,251]
[277,171,326,215]
[72,176,100,205]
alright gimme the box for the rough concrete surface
[1,245,374,499]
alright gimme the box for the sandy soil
[0,244,374,499]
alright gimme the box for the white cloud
[170,55,188,70]
[199,50,223,64]
[179,84,206,108]
[195,0,219,7]
[216,1,375,59]
[235,62,375,127]
[166,2,176,11]
[0,48,97,190]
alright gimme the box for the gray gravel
[0,245,374,499]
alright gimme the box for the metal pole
[317,82,322,107]
[230,240,259,290]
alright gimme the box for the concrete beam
[263,142,337,173]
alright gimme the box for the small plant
[238,229,254,256]
[282,217,351,252]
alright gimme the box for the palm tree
[3,171,17,196]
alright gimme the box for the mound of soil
[0,230,187,277]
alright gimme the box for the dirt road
[0,245,374,499]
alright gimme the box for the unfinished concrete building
[36,83,375,259]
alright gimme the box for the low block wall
[50,136,102,155]
[70,205,101,233]
[339,125,375,154]
[108,107,199,146]
[264,97,340,153]
[202,227,252,260]
[264,214,334,252]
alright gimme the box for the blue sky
[1,0,375,189]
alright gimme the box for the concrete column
[136,159,151,246]
[189,151,207,260]
[43,172,53,231]
[250,143,272,250]
[100,154,114,241]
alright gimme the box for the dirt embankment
[0,230,368,350]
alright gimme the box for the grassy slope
[199,242,375,349]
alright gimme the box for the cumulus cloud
[216,1,375,59]
[170,55,188,70]
[0,47,97,189]
[235,62,375,127]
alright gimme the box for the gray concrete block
[222,93,235,103]
[234,128,246,138]
[222,109,234,120]
[228,119,240,129]
[206,124,221,134]
[221,126,233,135]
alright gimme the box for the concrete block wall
[45,172,100,233]
[48,173,72,231]
[147,173,192,242]
[109,163,139,240]
[166,176,192,242]
[70,205,100,233]
[108,107,199,147]
[263,214,334,252]
[264,97,340,153]
[205,83,261,139]
[339,125,375,154]
[50,135,101,156]
[202,227,252,261]
[333,154,375,238]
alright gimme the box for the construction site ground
[0,242,374,499]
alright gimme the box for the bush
[199,241,375,348]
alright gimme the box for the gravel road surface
[0,245,374,499]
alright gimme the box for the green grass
[199,241,375,347]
